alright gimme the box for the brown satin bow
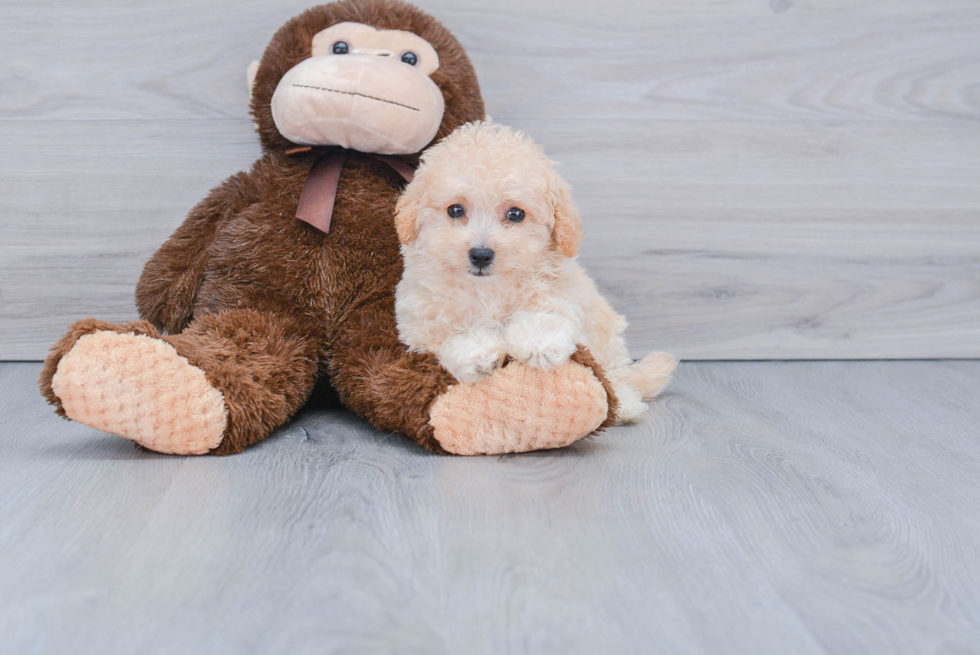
[286,146,416,234]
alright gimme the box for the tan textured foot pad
[51,331,227,455]
[429,361,608,456]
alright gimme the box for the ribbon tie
[287,146,416,234]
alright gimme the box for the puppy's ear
[552,174,583,258]
[395,185,422,245]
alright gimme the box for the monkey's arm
[135,172,250,334]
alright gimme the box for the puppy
[394,122,676,423]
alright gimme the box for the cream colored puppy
[394,122,676,423]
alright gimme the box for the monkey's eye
[447,204,465,219]
[332,41,349,55]
[506,207,526,223]
[400,52,419,66]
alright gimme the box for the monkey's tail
[630,352,677,400]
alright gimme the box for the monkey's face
[269,22,445,155]
[250,1,485,156]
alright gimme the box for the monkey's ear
[395,186,423,245]
[246,60,260,95]
[552,175,583,258]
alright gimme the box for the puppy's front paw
[446,351,503,384]
[438,332,506,384]
[519,333,578,370]
[506,312,579,370]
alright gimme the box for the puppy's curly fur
[395,122,676,423]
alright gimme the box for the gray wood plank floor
[2,0,979,360]
[2,361,979,654]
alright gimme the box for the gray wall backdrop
[1,0,978,360]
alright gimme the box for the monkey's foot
[50,331,227,455]
[428,358,610,456]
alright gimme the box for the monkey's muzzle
[271,55,445,155]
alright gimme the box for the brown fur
[570,346,620,431]
[39,0,616,454]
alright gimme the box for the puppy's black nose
[468,247,495,270]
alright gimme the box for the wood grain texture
[2,360,980,653]
[3,0,977,123]
[1,0,979,359]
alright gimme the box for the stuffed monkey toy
[39,0,618,456]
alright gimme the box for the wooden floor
[2,361,979,654]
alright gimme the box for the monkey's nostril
[468,247,495,269]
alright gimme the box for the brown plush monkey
[39,0,617,456]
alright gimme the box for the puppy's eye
[506,207,525,223]
[447,204,465,219]
[332,41,350,55]
[400,51,419,66]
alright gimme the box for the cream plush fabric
[271,23,444,154]
[52,332,227,455]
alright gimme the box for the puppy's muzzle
[468,247,495,272]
